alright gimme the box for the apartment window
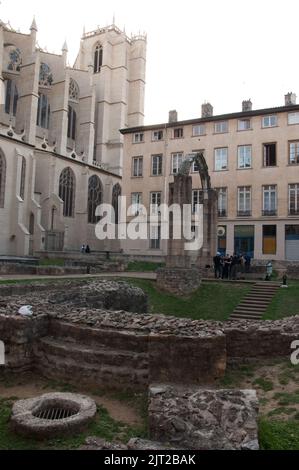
[263,185,277,216]
[288,112,299,125]
[173,128,183,139]
[150,225,161,249]
[289,184,299,215]
[151,154,163,176]
[289,141,299,165]
[132,157,143,177]
[238,186,251,216]
[152,130,163,141]
[150,192,161,215]
[192,190,201,213]
[238,119,251,131]
[131,192,142,216]
[238,145,252,169]
[172,152,183,174]
[263,143,276,167]
[214,121,228,133]
[215,147,228,171]
[216,187,227,217]
[133,132,144,143]
[192,124,205,136]
[263,225,277,255]
[262,115,277,128]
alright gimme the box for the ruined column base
[156,267,201,295]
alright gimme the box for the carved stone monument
[157,152,218,295]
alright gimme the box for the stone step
[230,314,262,321]
[48,320,149,353]
[35,354,148,391]
[240,299,271,304]
[233,309,264,316]
[235,305,267,312]
[34,337,149,391]
[37,336,149,369]
[245,294,273,300]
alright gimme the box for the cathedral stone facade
[0,18,146,256]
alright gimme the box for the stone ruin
[157,152,218,294]
[0,280,299,449]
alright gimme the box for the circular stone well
[11,392,97,439]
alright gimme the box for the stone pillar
[197,188,218,268]
[15,52,40,144]
[166,174,192,268]
[50,78,69,155]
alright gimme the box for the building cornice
[120,104,299,134]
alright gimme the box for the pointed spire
[62,40,68,52]
[30,16,37,32]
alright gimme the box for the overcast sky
[1,0,298,124]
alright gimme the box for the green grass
[218,364,256,388]
[253,377,274,392]
[264,281,299,320]
[126,261,165,272]
[259,418,299,450]
[274,390,299,406]
[0,397,147,450]
[268,407,297,417]
[124,279,251,321]
[38,258,65,267]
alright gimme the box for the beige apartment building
[0,18,146,256]
[121,95,299,261]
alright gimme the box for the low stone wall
[0,314,48,372]
[0,263,87,276]
[156,267,201,294]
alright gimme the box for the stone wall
[156,267,201,295]
[0,314,48,372]
[148,385,259,450]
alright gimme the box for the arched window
[37,94,50,129]
[0,152,6,208]
[19,157,26,200]
[94,43,103,73]
[67,105,76,140]
[5,46,22,72]
[39,63,53,87]
[112,183,121,224]
[59,167,76,217]
[69,78,79,102]
[88,175,103,224]
[5,79,18,116]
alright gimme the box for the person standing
[213,252,222,279]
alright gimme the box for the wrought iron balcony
[262,209,277,216]
[237,210,251,217]
[289,209,299,216]
[218,209,227,217]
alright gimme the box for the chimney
[285,92,296,106]
[168,110,178,123]
[201,102,213,118]
[242,99,252,112]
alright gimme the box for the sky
[1,0,299,124]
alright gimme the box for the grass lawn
[124,279,251,321]
[263,281,299,320]
[39,258,65,267]
[126,261,165,272]
[218,359,299,450]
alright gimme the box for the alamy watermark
[94,198,204,251]
[0,340,4,365]
[291,340,299,365]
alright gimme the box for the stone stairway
[230,282,280,320]
[33,320,149,391]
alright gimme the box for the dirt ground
[221,358,299,420]
[0,373,143,427]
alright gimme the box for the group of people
[213,252,251,280]
[80,244,91,254]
